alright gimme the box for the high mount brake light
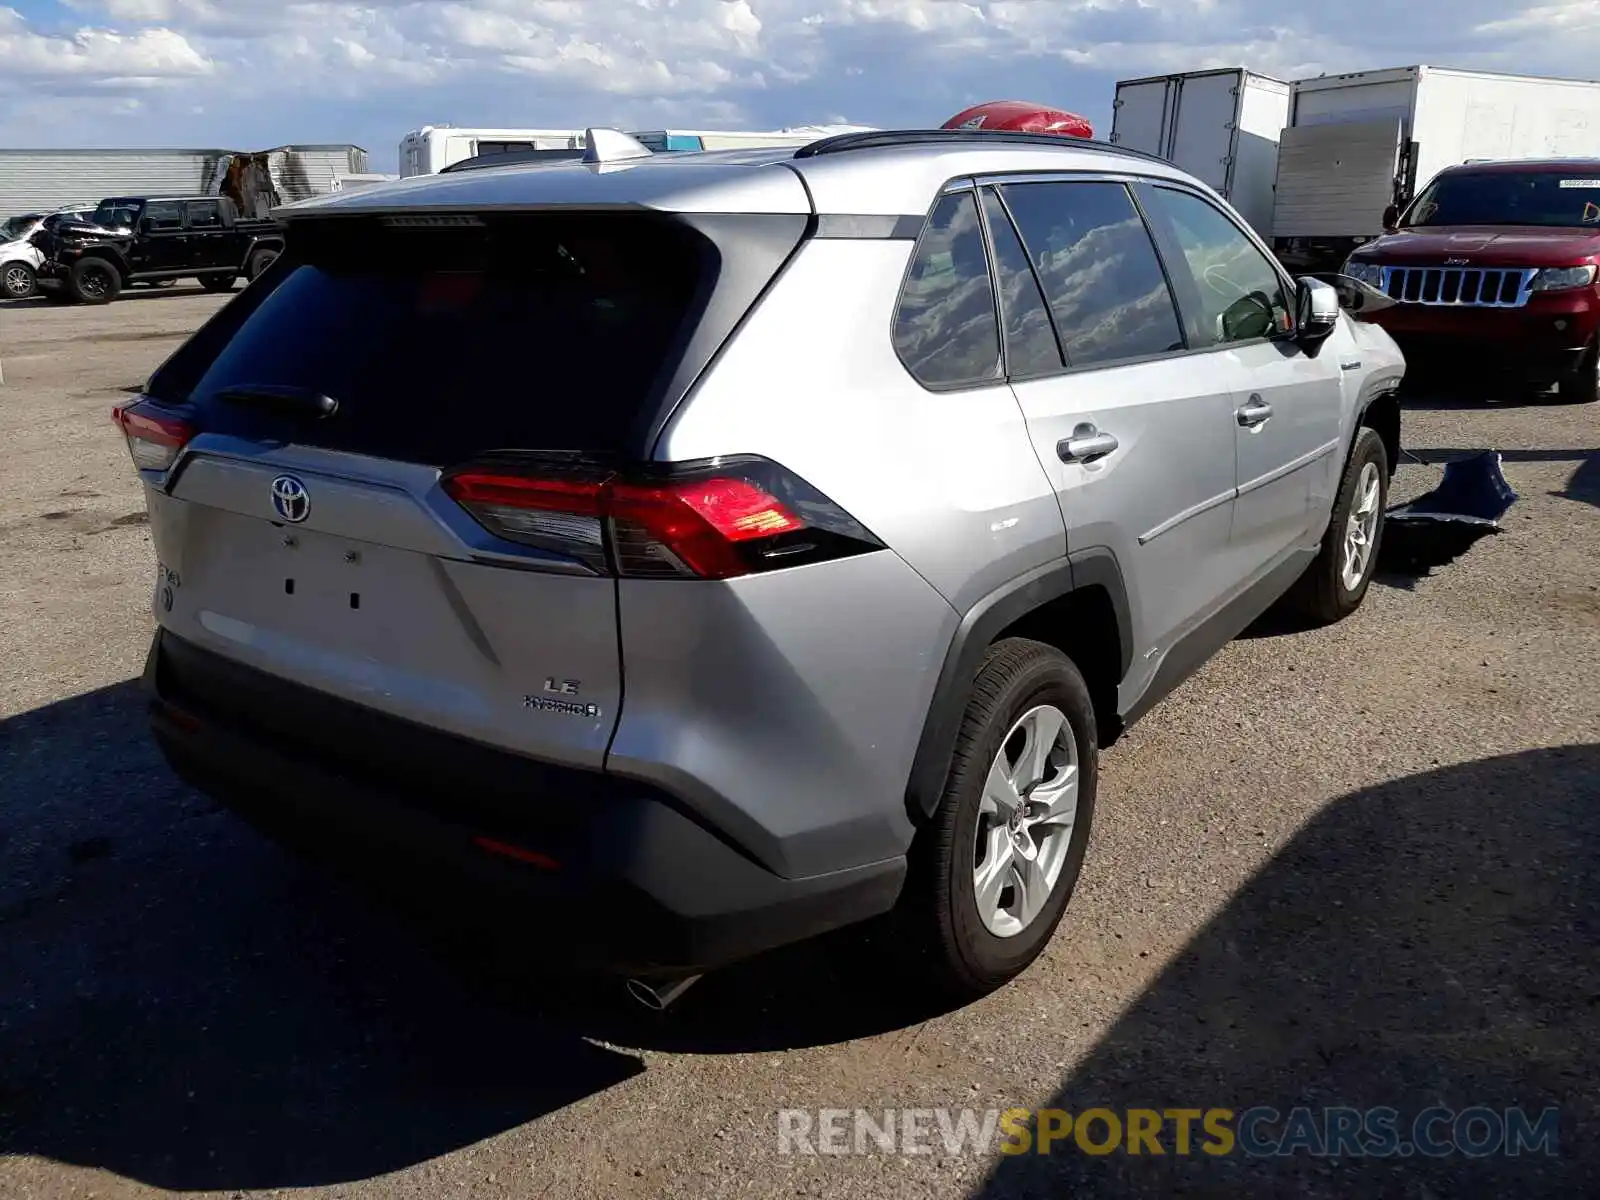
[442,459,880,580]
[112,398,196,473]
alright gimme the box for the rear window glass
[155,214,713,465]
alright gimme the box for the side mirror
[1294,277,1340,350]
[1381,203,1399,233]
[1306,271,1399,318]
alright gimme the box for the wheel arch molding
[903,548,1132,824]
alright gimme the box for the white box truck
[1109,68,1293,236]
[1272,65,1600,271]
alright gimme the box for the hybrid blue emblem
[270,474,310,523]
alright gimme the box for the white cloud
[3,0,1594,165]
[0,5,210,87]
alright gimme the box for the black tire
[1286,426,1389,624]
[1551,338,1599,404]
[2,260,36,299]
[899,638,1098,999]
[246,247,278,281]
[199,274,237,293]
[69,257,121,305]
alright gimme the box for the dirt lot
[2,287,1597,1199]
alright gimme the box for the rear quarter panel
[632,236,1068,875]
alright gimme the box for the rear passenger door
[183,199,232,271]
[1135,184,1344,575]
[991,178,1242,680]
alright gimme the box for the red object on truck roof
[942,101,1093,140]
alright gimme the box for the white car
[1,205,96,299]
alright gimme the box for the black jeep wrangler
[32,195,284,305]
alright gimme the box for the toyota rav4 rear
[128,159,945,982]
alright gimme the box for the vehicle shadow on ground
[1237,517,1462,636]
[0,679,945,1191]
[1396,378,1557,410]
[973,745,1600,1198]
[0,681,645,1191]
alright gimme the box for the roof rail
[792,128,1172,165]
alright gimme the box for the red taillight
[609,478,803,579]
[112,398,195,473]
[442,457,877,580]
[656,477,803,540]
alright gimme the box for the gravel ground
[1,288,1597,1199]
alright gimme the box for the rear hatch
[136,206,809,768]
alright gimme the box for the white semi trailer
[1109,68,1294,237]
[1272,65,1600,271]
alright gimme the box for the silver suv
[122,128,1405,1002]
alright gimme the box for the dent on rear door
[149,442,622,770]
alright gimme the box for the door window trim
[973,183,1069,382]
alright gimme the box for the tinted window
[476,141,538,157]
[1000,181,1184,368]
[145,201,183,230]
[1404,169,1600,229]
[1143,187,1291,345]
[186,200,222,229]
[150,213,714,464]
[893,191,1002,389]
[90,201,139,229]
[981,187,1062,376]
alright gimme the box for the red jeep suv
[1343,159,1600,403]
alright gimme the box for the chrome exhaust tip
[625,974,701,1011]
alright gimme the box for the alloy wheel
[1341,461,1382,592]
[973,704,1080,938]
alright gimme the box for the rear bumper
[143,628,906,975]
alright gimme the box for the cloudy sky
[1,0,1596,170]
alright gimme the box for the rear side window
[149,213,717,465]
[145,201,183,230]
[999,181,1185,368]
[892,191,1002,389]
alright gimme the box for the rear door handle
[1057,424,1119,465]
[1236,395,1273,427]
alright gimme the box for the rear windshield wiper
[214,384,339,420]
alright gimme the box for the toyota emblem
[270,474,310,523]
